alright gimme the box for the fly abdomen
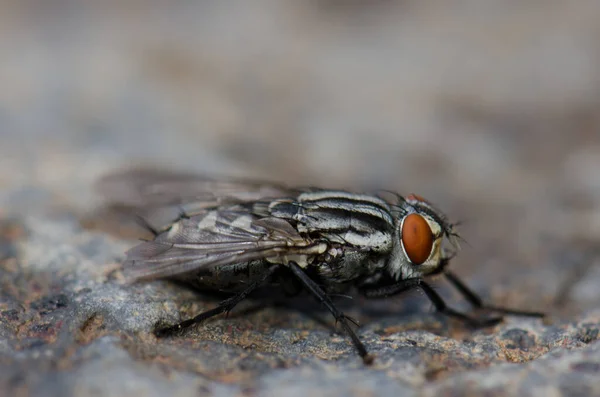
[177,259,274,292]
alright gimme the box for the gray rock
[1,214,599,396]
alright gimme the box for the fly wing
[97,168,298,208]
[96,168,302,229]
[123,207,320,282]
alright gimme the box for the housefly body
[98,169,544,364]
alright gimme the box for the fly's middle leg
[287,261,374,365]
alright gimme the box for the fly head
[387,194,460,280]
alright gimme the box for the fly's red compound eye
[406,193,428,203]
[401,213,433,265]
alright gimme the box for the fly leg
[155,265,279,337]
[358,278,422,298]
[419,281,503,327]
[444,271,545,317]
[287,261,374,365]
[359,278,502,327]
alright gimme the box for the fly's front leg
[444,271,545,318]
[359,278,503,327]
[155,265,279,337]
[287,261,374,365]
[419,281,503,327]
[358,278,422,299]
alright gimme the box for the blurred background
[1,1,599,313]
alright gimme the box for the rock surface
[1,2,600,396]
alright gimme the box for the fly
[98,169,545,364]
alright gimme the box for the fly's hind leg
[155,265,279,337]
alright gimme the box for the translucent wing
[96,168,301,229]
[97,168,298,208]
[123,207,321,282]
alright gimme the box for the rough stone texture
[1,1,600,396]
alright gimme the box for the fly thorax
[266,241,328,267]
[269,191,395,252]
